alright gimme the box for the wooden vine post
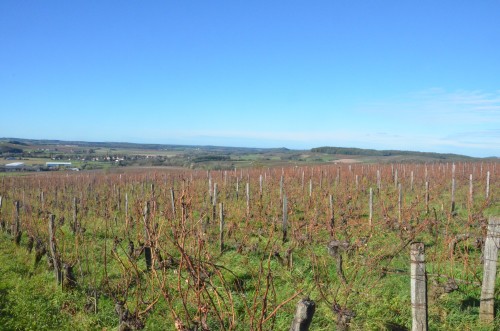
[236,177,239,200]
[369,188,373,227]
[208,176,212,203]
[143,202,152,271]
[479,216,500,323]
[72,197,78,234]
[410,171,414,191]
[49,214,63,285]
[485,171,490,199]
[117,187,121,212]
[170,187,176,218]
[468,174,473,206]
[376,169,381,191]
[451,181,456,215]
[398,184,402,223]
[329,194,334,238]
[425,181,429,214]
[289,297,315,331]
[259,174,263,196]
[219,202,224,254]
[212,183,218,221]
[12,200,21,244]
[246,182,250,217]
[213,183,218,206]
[410,242,427,331]
[282,194,288,243]
[125,193,129,230]
[280,175,284,201]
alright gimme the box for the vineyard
[0,162,498,330]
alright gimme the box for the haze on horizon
[0,1,499,158]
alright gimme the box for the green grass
[0,233,116,330]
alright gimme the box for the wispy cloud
[444,129,500,140]
[409,89,500,123]
[125,88,500,157]
[361,88,500,125]
[340,88,499,156]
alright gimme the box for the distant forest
[311,146,472,159]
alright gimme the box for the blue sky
[1,1,499,157]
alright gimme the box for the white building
[6,162,25,167]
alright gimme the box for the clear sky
[1,1,499,157]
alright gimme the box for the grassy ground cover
[0,162,498,330]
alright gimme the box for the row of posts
[290,217,499,331]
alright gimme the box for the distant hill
[0,138,492,167]
[0,141,24,154]
[311,146,473,160]
[0,138,288,154]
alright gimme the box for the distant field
[1,138,495,174]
